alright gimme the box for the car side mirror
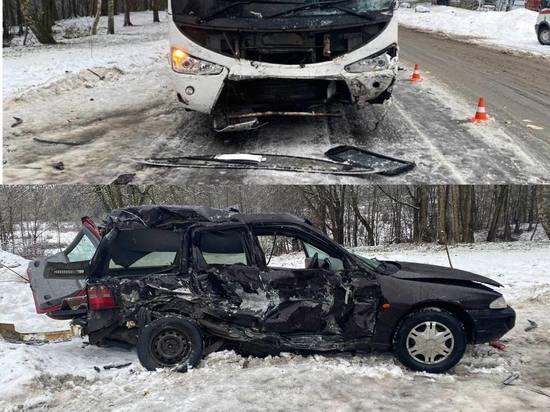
[44,260,90,279]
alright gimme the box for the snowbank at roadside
[2,11,169,99]
[398,5,550,57]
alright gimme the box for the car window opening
[107,229,181,274]
[196,229,250,266]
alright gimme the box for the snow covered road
[1,242,549,411]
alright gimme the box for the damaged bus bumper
[169,18,398,127]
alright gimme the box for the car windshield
[353,253,387,272]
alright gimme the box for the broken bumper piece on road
[137,145,415,177]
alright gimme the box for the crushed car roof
[104,205,238,231]
[103,206,312,231]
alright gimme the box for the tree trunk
[502,187,512,241]
[351,189,375,246]
[460,186,475,243]
[153,0,159,22]
[528,186,537,231]
[20,0,56,44]
[123,0,132,26]
[92,0,102,34]
[437,186,448,244]
[487,186,508,242]
[538,185,550,239]
[107,0,114,34]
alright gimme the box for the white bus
[168,1,398,131]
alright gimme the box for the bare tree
[152,0,160,22]
[538,185,550,238]
[487,186,509,242]
[20,0,56,44]
[92,0,102,35]
[107,0,114,34]
[123,0,133,26]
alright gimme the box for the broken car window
[66,232,97,262]
[196,229,250,266]
[257,234,306,269]
[256,232,345,272]
[107,229,181,273]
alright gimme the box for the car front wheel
[393,308,467,373]
[539,26,550,45]
[137,316,204,372]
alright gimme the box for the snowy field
[1,241,550,411]
[398,5,550,57]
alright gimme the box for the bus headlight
[171,48,224,75]
[489,296,507,309]
[345,53,392,73]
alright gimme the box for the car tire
[137,316,204,372]
[393,308,467,374]
[538,26,550,45]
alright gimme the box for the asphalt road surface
[399,27,550,165]
[3,28,550,184]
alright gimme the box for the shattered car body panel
[167,1,399,130]
[32,206,516,366]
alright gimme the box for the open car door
[29,217,100,319]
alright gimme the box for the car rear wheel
[393,308,467,373]
[539,26,550,45]
[137,316,204,372]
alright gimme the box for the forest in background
[1,185,549,258]
[3,0,167,44]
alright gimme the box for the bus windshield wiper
[265,0,375,20]
[201,1,305,23]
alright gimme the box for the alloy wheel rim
[406,321,455,365]
[542,30,550,43]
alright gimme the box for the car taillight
[88,285,116,310]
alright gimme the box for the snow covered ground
[1,241,549,411]
[398,5,550,57]
[0,250,69,332]
[3,11,169,98]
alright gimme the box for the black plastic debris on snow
[137,145,415,177]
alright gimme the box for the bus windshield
[173,1,395,22]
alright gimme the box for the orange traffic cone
[410,64,422,81]
[470,97,490,123]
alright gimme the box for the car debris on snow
[524,319,538,332]
[137,146,415,177]
[10,117,23,128]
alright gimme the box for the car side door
[189,224,270,327]
[253,225,381,337]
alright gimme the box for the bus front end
[168,1,398,131]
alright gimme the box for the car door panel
[29,227,99,315]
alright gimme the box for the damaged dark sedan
[29,206,515,374]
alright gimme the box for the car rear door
[29,220,100,317]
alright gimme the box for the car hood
[388,261,502,287]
